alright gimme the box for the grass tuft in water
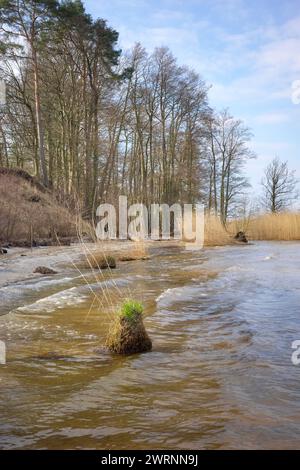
[106,299,152,355]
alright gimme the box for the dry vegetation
[204,215,233,246]
[182,213,233,246]
[0,169,89,244]
[116,242,149,261]
[83,242,149,269]
[190,211,300,245]
[246,212,300,241]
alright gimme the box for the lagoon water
[0,242,300,449]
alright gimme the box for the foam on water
[16,286,88,314]
[1,276,76,301]
[156,284,204,308]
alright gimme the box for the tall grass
[246,212,300,241]
[204,215,232,246]
[182,213,232,246]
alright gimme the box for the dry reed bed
[246,212,300,241]
[204,215,232,246]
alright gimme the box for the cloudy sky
[85,0,300,192]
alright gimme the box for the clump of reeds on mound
[83,242,149,269]
[117,242,149,261]
[99,255,116,269]
[85,252,117,270]
[106,300,152,355]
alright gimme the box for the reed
[246,212,300,241]
[204,215,232,246]
[182,213,232,246]
[84,252,117,270]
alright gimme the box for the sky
[85,0,300,194]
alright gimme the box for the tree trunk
[32,47,48,187]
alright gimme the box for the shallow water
[0,242,300,449]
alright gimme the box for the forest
[0,0,256,225]
[1,0,300,454]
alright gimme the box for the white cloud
[254,113,290,125]
[116,24,199,52]
[197,14,300,109]
[256,38,300,75]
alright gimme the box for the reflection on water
[0,242,300,449]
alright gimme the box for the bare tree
[205,110,255,224]
[262,157,299,212]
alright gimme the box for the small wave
[29,276,76,289]
[156,288,178,303]
[156,285,201,307]
[263,255,275,261]
[16,287,88,314]
[1,276,75,300]
[225,265,244,272]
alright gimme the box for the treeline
[0,0,254,223]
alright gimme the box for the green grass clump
[106,299,151,354]
[120,300,143,322]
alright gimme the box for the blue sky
[85,0,300,193]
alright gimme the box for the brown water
[0,242,300,450]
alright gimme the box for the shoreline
[2,238,295,292]
[0,240,183,290]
